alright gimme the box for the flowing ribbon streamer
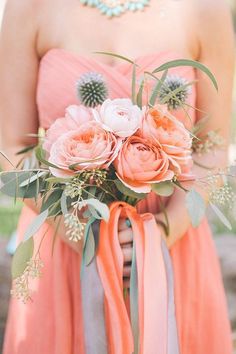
[81,202,180,354]
[81,221,108,354]
[161,240,180,354]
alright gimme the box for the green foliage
[114,179,146,200]
[11,238,34,279]
[0,171,45,199]
[24,209,49,241]
[186,189,206,227]
[209,203,232,231]
[152,59,218,91]
[83,222,96,267]
[151,181,175,197]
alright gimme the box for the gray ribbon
[161,240,180,354]
[81,222,108,354]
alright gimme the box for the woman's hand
[118,218,133,288]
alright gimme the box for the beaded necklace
[80,0,150,17]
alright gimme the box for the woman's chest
[37,0,198,66]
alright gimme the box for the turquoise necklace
[80,0,150,17]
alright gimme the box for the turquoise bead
[82,0,150,17]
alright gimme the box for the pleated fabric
[3,48,232,354]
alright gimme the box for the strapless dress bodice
[36,48,196,129]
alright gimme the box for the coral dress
[3,49,232,354]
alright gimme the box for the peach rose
[139,105,193,175]
[92,98,142,138]
[114,136,174,193]
[43,105,93,153]
[48,121,122,178]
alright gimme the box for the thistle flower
[76,72,108,107]
[158,75,191,110]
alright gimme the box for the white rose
[92,98,143,138]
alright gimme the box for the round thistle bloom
[158,75,191,111]
[76,72,108,107]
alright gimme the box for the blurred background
[0,0,236,352]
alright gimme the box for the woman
[1,0,234,353]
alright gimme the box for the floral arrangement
[0,53,234,302]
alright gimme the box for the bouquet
[0,53,234,303]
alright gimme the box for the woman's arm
[0,0,84,254]
[157,0,235,248]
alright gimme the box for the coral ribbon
[96,202,172,354]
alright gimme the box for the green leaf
[11,238,34,279]
[186,189,206,227]
[83,225,96,266]
[210,203,232,230]
[114,179,147,199]
[35,146,62,170]
[24,209,49,241]
[16,145,36,155]
[41,189,63,216]
[0,150,15,168]
[151,181,175,197]
[93,51,136,65]
[19,171,47,187]
[0,171,44,198]
[152,59,218,91]
[149,69,168,106]
[60,191,69,216]
[132,64,137,104]
[136,78,144,109]
[45,177,72,184]
[79,198,110,222]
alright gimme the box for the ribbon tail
[161,240,180,354]
[81,223,108,354]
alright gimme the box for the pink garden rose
[114,136,174,193]
[92,98,143,138]
[139,105,193,175]
[48,121,122,178]
[43,105,93,153]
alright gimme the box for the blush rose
[48,121,122,178]
[114,135,174,193]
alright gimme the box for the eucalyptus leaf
[41,189,63,216]
[35,146,62,170]
[16,145,37,155]
[152,59,218,91]
[24,209,49,241]
[83,226,96,266]
[0,150,15,168]
[11,238,34,279]
[151,181,175,197]
[149,69,168,106]
[93,51,136,65]
[60,191,69,216]
[0,171,44,198]
[88,205,103,220]
[114,179,146,199]
[45,177,72,184]
[136,78,144,109]
[186,189,206,227]
[132,64,137,104]
[79,198,110,222]
[19,171,47,187]
[210,203,232,230]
